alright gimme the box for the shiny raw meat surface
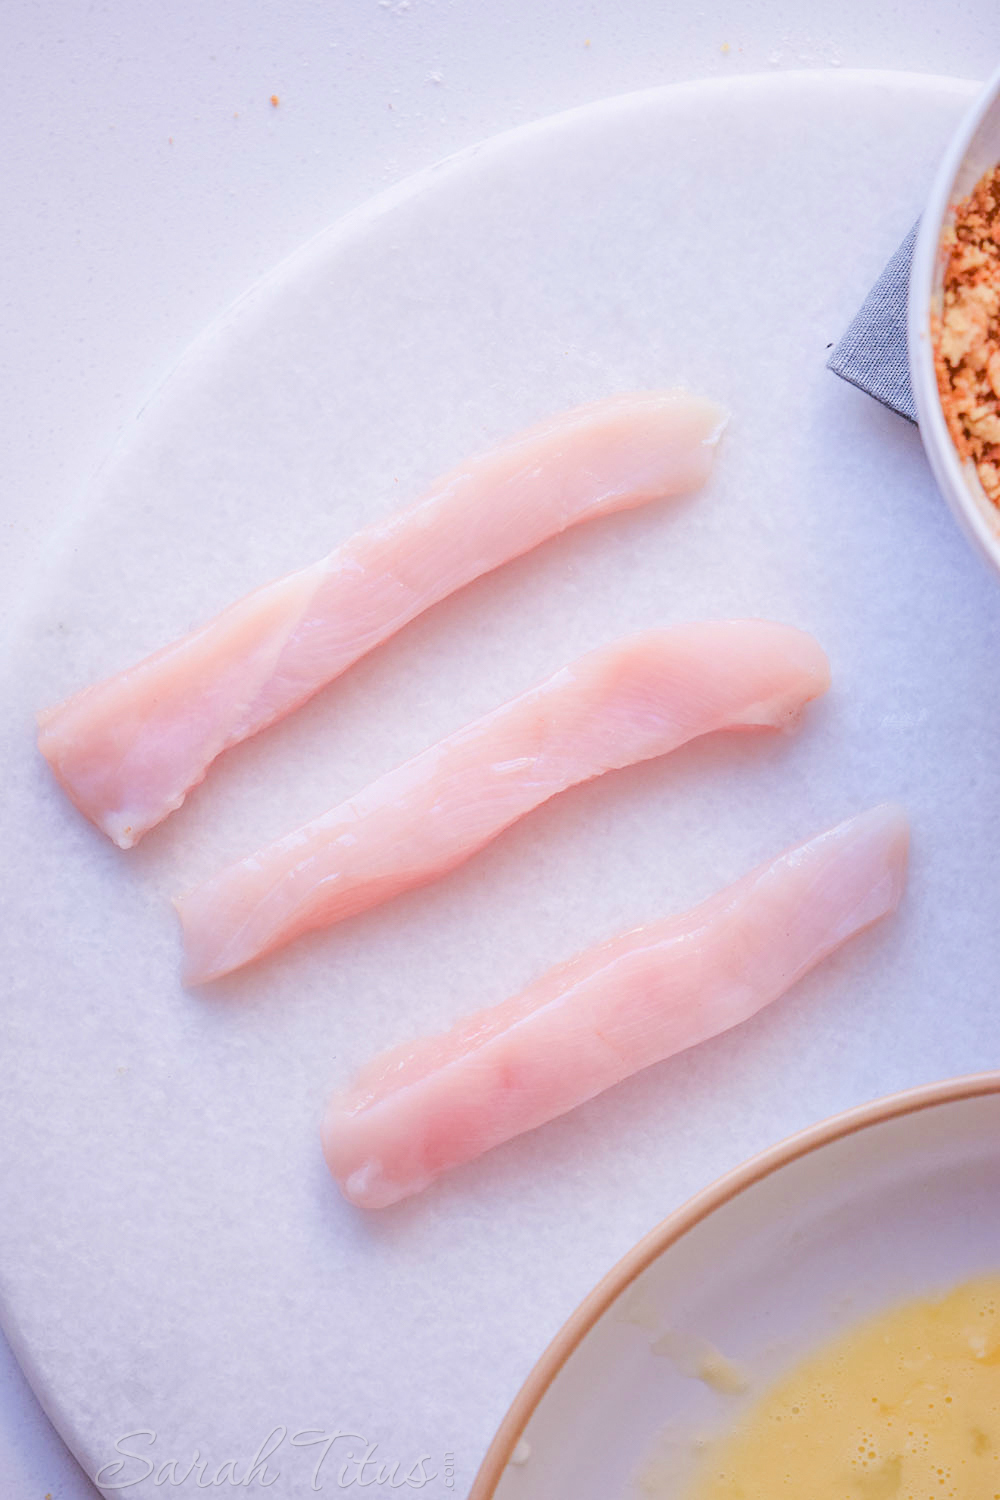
[176,620,830,983]
[323,805,909,1209]
[37,390,727,848]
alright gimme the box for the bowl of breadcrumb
[910,65,1000,571]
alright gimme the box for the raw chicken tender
[176,621,830,983]
[38,390,727,847]
[323,805,909,1209]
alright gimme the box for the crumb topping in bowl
[933,162,1000,508]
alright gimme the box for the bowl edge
[469,1070,1000,1500]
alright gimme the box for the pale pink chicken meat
[176,621,831,983]
[37,390,727,849]
[323,804,909,1209]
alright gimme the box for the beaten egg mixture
[681,1276,1000,1500]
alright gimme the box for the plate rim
[469,1069,1000,1498]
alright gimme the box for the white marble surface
[3,4,1000,1497]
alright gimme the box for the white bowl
[909,66,1000,572]
[470,1074,1000,1500]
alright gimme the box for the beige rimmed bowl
[910,66,1000,570]
[470,1073,1000,1500]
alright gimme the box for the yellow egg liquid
[682,1275,1000,1500]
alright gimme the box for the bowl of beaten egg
[471,1074,1000,1500]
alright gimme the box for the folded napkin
[827,224,918,422]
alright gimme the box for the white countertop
[4,3,999,1495]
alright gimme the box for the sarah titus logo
[94,1426,446,1491]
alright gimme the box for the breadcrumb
[933,162,1000,507]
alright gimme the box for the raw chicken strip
[176,621,830,983]
[323,804,909,1209]
[37,390,727,849]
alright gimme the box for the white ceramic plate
[1,71,993,1500]
[474,1075,1000,1500]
